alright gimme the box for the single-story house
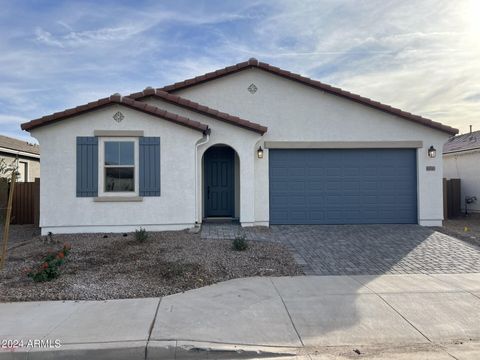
[21,58,458,235]
[0,135,40,182]
[443,128,480,213]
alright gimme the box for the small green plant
[135,227,148,243]
[232,234,248,251]
[27,244,71,282]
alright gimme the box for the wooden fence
[443,178,461,219]
[10,178,40,225]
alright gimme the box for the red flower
[57,252,65,259]
[42,262,49,269]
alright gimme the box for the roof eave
[127,89,268,135]
[443,147,480,155]
[159,58,458,136]
[21,96,209,134]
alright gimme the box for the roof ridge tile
[155,59,456,135]
[21,96,209,133]
[126,86,267,134]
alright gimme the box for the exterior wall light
[427,145,436,158]
[257,146,264,159]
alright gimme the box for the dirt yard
[437,212,480,248]
[0,230,302,302]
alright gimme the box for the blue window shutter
[139,137,160,196]
[76,137,98,197]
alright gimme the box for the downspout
[194,129,211,225]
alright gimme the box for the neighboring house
[0,135,40,182]
[443,129,480,213]
[21,58,458,235]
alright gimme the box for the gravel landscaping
[436,212,480,248]
[0,230,302,302]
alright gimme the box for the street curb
[0,341,146,360]
[0,340,299,360]
[147,340,299,359]
[3,339,480,359]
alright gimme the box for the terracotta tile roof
[128,88,267,135]
[21,94,210,134]
[0,135,40,155]
[161,58,458,136]
[443,130,480,154]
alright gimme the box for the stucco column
[239,150,256,226]
[254,144,269,226]
[417,143,444,226]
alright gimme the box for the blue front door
[204,147,235,217]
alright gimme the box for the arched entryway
[202,145,239,219]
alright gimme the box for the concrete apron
[0,274,479,359]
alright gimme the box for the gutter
[443,147,480,156]
[194,131,210,224]
[0,146,40,159]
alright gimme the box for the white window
[98,137,139,196]
[18,161,28,182]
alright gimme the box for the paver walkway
[201,223,480,275]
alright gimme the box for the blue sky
[1,0,479,142]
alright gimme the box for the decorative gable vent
[113,111,125,123]
[247,83,258,94]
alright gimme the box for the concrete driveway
[202,224,480,275]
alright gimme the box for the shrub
[135,227,148,243]
[27,244,71,282]
[232,234,248,251]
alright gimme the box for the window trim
[98,137,139,197]
[18,161,28,182]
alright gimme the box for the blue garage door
[269,149,417,224]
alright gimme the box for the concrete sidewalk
[1,274,480,359]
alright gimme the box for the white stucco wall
[31,67,453,234]
[31,104,204,234]
[174,68,450,226]
[444,150,480,213]
[142,97,262,225]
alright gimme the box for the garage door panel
[308,168,325,176]
[376,195,396,205]
[270,196,304,207]
[360,167,377,176]
[309,181,325,190]
[360,181,377,191]
[342,182,360,191]
[269,149,417,224]
[325,210,343,222]
[309,195,326,205]
[270,167,291,176]
[362,195,378,204]
[343,168,360,176]
[271,211,289,222]
[309,211,325,221]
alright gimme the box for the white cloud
[0,114,28,126]
[35,24,150,48]
[220,0,480,133]
[34,28,64,48]
[2,0,480,140]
